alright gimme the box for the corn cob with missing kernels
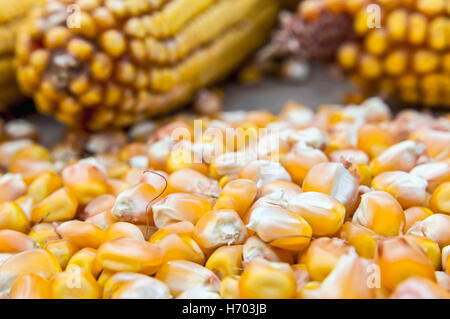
[0,0,40,112]
[260,0,450,107]
[16,0,280,130]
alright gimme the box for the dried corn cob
[16,0,280,129]
[0,0,39,112]
[261,0,450,107]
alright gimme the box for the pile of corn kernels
[0,97,449,299]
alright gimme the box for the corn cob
[0,0,39,112]
[16,0,280,129]
[260,0,450,107]
[0,97,449,299]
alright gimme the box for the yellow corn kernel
[62,161,108,205]
[0,174,27,203]
[193,209,247,250]
[417,0,445,16]
[26,170,62,203]
[239,258,296,299]
[44,239,78,269]
[0,229,37,253]
[111,276,172,299]
[220,275,240,299]
[442,246,449,274]
[365,29,388,56]
[83,194,115,220]
[166,143,209,175]
[376,237,436,291]
[304,237,354,281]
[28,223,59,248]
[102,272,147,299]
[410,162,450,193]
[288,192,346,237]
[298,281,321,299]
[259,181,302,198]
[213,179,257,217]
[67,248,102,277]
[97,269,115,289]
[31,187,78,223]
[167,168,221,197]
[50,266,101,299]
[0,249,61,295]
[302,162,359,215]
[372,171,428,209]
[339,222,380,259]
[155,260,221,297]
[383,50,408,76]
[246,206,312,251]
[403,206,434,232]
[154,233,205,265]
[404,234,441,270]
[408,12,428,45]
[407,214,450,248]
[149,221,195,243]
[85,210,117,231]
[110,182,159,224]
[337,43,359,70]
[205,245,243,279]
[390,276,450,299]
[9,274,50,299]
[0,202,29,233]
[96,237,163,274]
[238,160,292,189]
[386,9,408,41]
[104,222,145,242]
[352,191,405,237]
[243,236,294,265]
[357,124,395,158]
[152,193,212,228]
[429,182,450,215]
[56,220,105,249]
[413,50,439,74]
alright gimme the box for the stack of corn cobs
[0,97,449,299]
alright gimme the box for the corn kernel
[155,233,205,265]
[205,245,243,279]
[28,223,59,248]
[220,275,240,299]
[390,277,450,299]
[213,179,257,216]
[339,222,380,259]
[407,214,450,248]
[429,182,450,215]
[27,170,62,203]
[404,234,441,270]
[44,239,78,269]
[9,274,50,299]
[0,202,30,233]
[56,220,105,249]
[403,206,434,232]
[50,266,101,299]
[31,187,78,223]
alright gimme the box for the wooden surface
[21,64,355,147]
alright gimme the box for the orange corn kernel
[304,237,354,281]
[357,123,395,158]
[56,220,105,249]
[193,210,247,250]
[246,206,312,251]
[242,236,294,266]
[369,141,425,176]
[9,274,50,299]
[111,182,159,224]
[410,162,450,193]
[67,248,102,277]
[82,194,115,220]
[155,260,221,297]
[50,266,101,299]
[62,161,108,205]
[85,210,118,230]
[410,129,450,160]
[404,234,441,270]
[155,233,205,265]
[119,142,147,163]
[104,222,145,241]
[28,223,59,248]
[0,202,30,233]
[372,171,428,208]
[111,276,172,299]
[106,178,131,197]
[238,160,292,189]
[152,193,212,228]
[220,276,240,299]
[149,221,195,243]
[97,269,115,289]
[239,258,296,299]
[281,143,328,185]
[376,237,436,291]
[96,237,163,275]
[167,168,220,197]
[26,171,62,203]
[0,140,33,169]
[403,206,433,232]
[352,191,405,237]
[390,277,450,299]
[0,174,26,203]
[140,170,169,194]
[44,239,78,269]
[288,192,346,236]
[31,187,78,223]
[429,182,450,215]
[0,249,61,294]
[147,137,174,171]
[297,281,321,299]
[213,179,257,217]
[205,245,243,279]
[15,196,33,222]
[319,253,375,299]
[166,142,209,175]
[407,214,450,248]
[0,230,37,253]
[259,181,302,199]
[302,162,359,216]
[442,246,449,274]
[338,222,380,259]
